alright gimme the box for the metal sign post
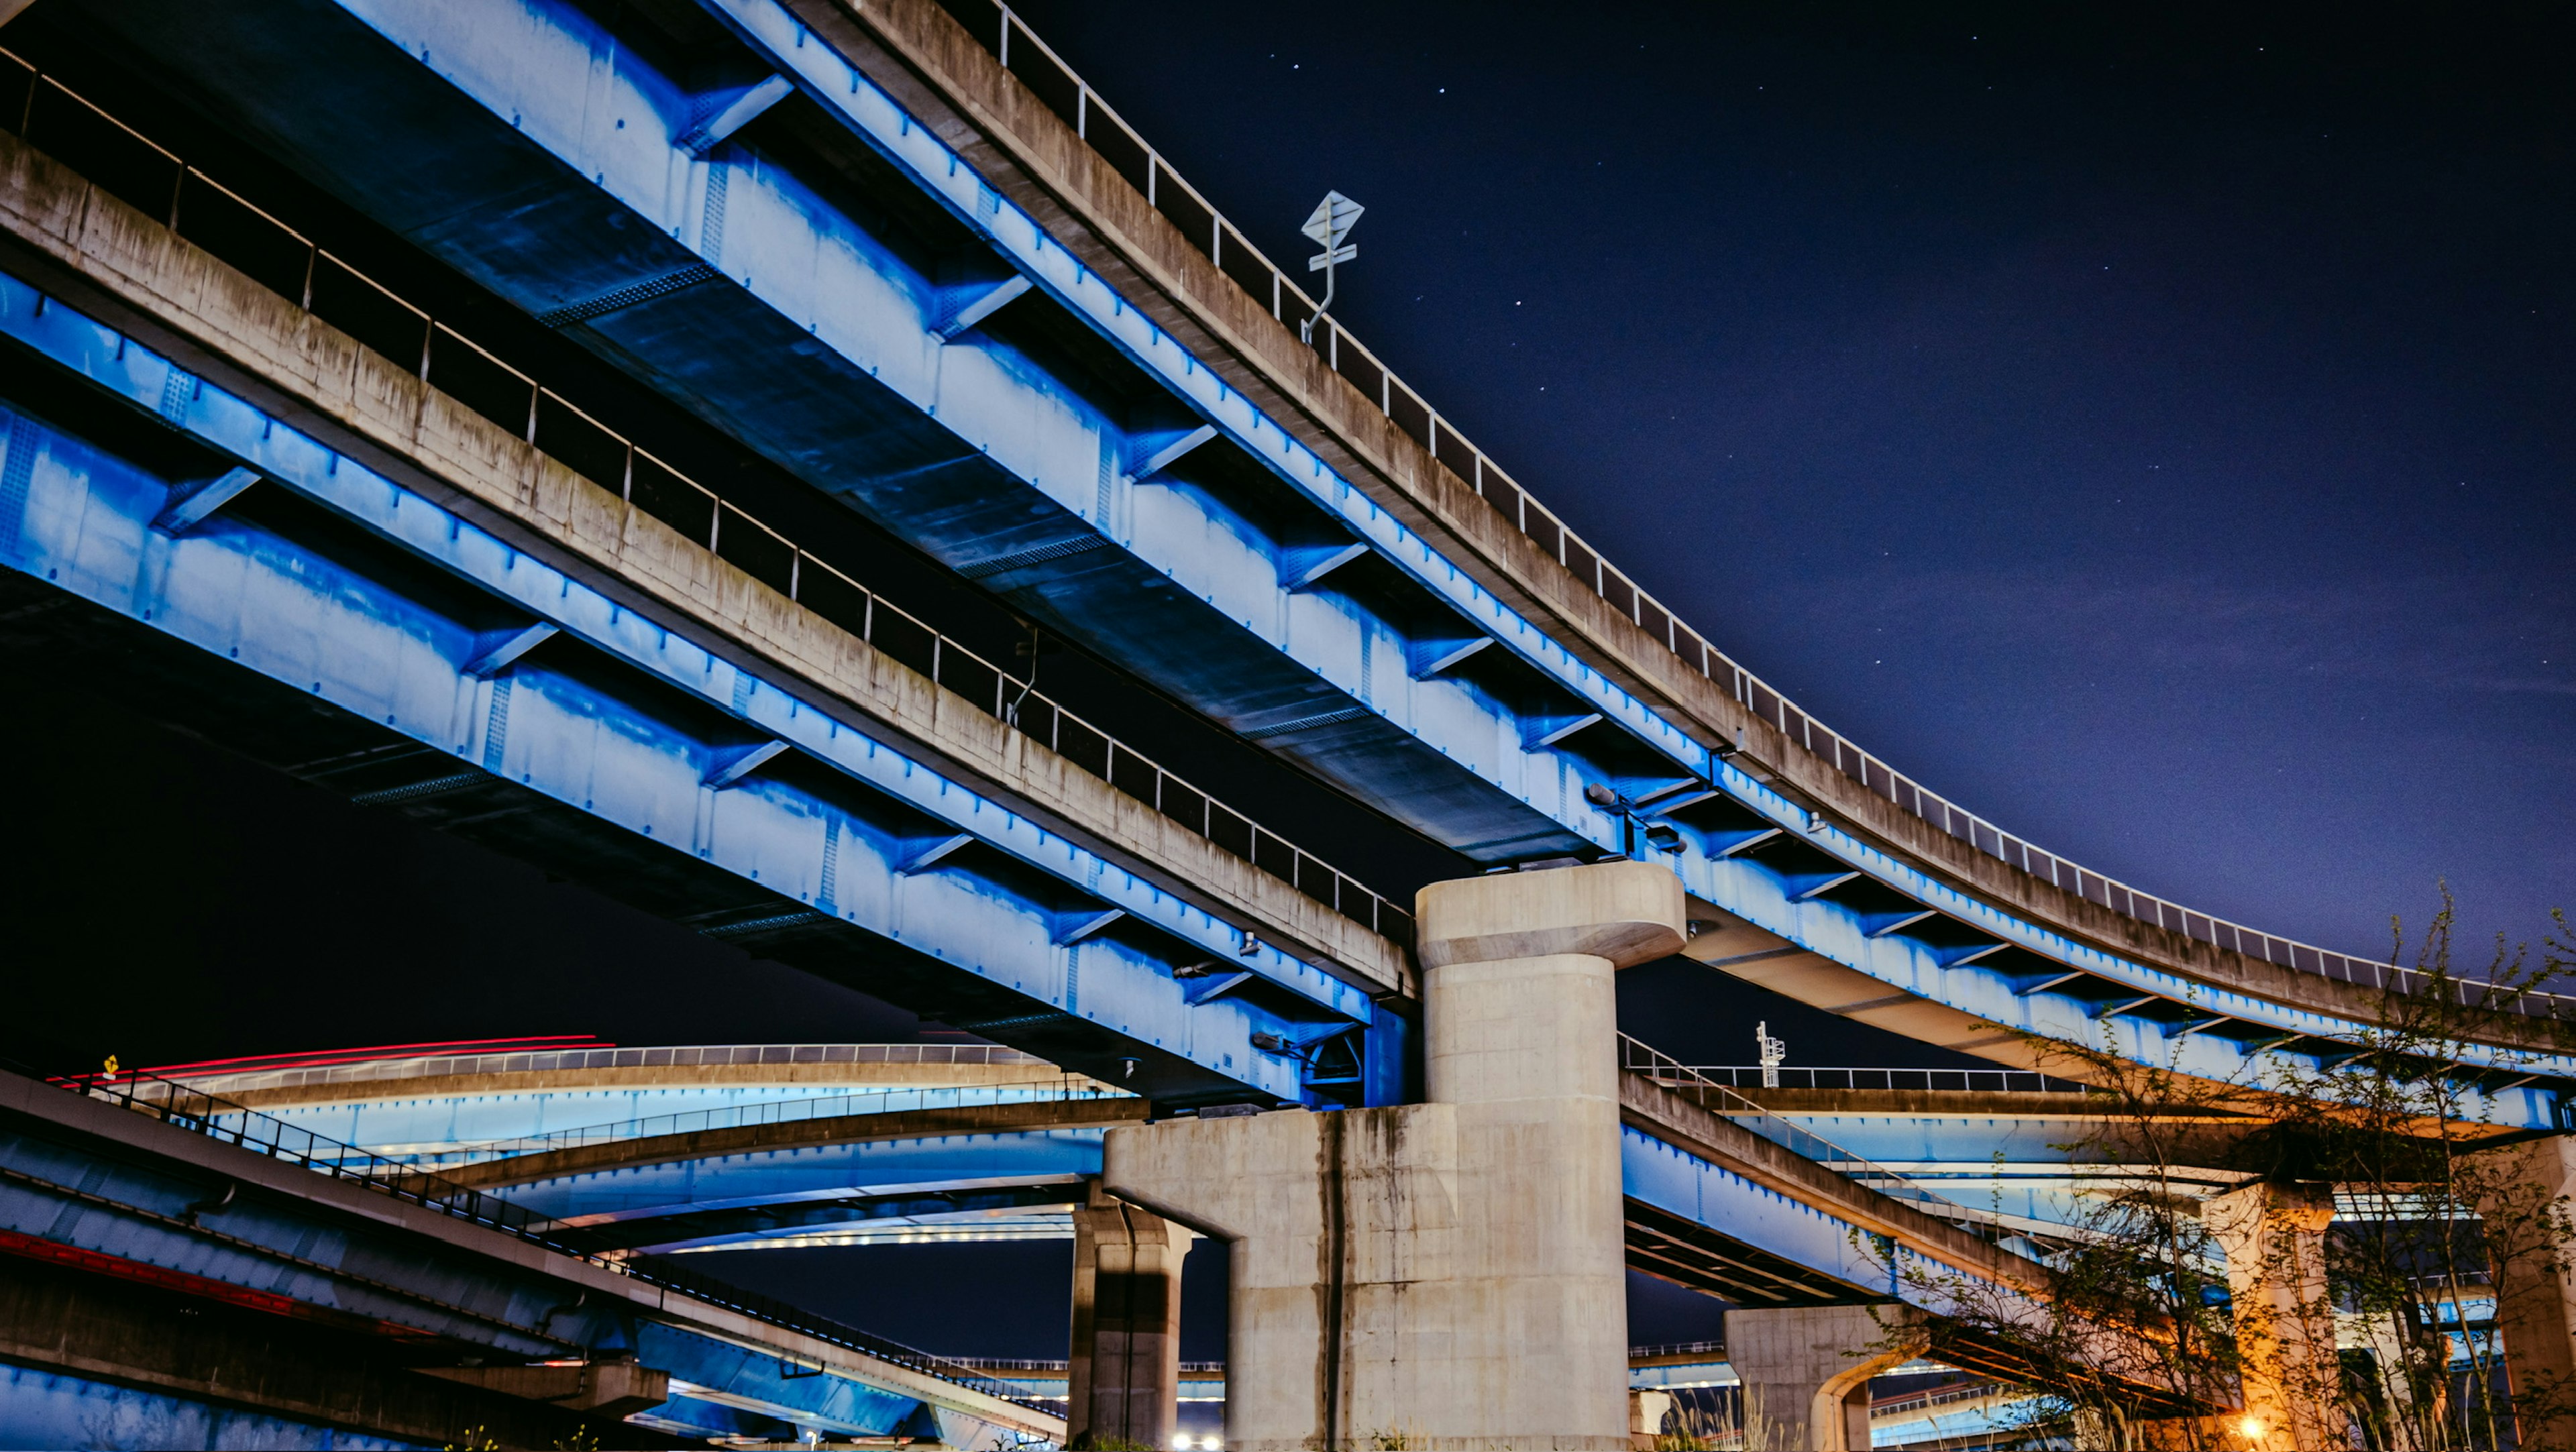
[1299,189,1362,345]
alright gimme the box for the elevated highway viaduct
[17,0,2571,1107]
[0,0,2569,1445]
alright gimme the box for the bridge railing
[1670,1066,2096,1095]
[924,2,2572,1017]
[1872,1381,2015,1418]
[46,1066,1054,1412]
[0,48,1413,952]
[154,1042,1061,1097]
[1619,1035,1991,1227]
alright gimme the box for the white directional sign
[1301,190,1364,252]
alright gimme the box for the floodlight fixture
[1299,189,1363,344]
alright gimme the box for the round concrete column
[1412,859,1686,1450]
[2208,1180,2347,1452]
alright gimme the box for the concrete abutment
[1720,1304,1929,1452]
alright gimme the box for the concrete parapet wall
[215,1059,1112,1114]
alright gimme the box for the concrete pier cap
[1415,858,1689,971]
[1104,859,1686,1451]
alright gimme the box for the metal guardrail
[928,1,2571,1017]
[1674,1066,2096,1095]
[0,48,1413,950]
[963,1358,1226,1374]
[47,1066,1054,1412]
[1620,1035,1986,1225]
[156,1042,1059,1097]
[1627,1340,1728,1361]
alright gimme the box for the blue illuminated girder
[0,273,1371,1107]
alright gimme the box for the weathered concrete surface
[1626,1388,1673,1449]
[1722,1304,1928,1452]
[1107,861,1682,1450]
[1067,1182,1193,1448]
[415,1360,670,1418]
[427,1096,1147,1192]
[0,125,1408,1003]
[2208,1180,2344,1452]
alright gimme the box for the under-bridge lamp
[1299,189,1363,345]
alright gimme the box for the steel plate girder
[0,276,1368,1103]
[140,0,1633,862]
[1621,1125,1933,1310]
[632,1323,939,1440]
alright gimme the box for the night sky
[3,0,2570,1361]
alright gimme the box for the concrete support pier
[1067,1182,1193,1449]
[1721,1304,1928,1452]
[2483,1133,2576,1448]
[2208,1180,2346,1452]
[1107,860,1684,1451]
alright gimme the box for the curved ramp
[439,1097,1150,1193]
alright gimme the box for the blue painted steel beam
[1623,1125,1941,1310]
[0,1365,421,1452]
[0,274,1373,1107]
